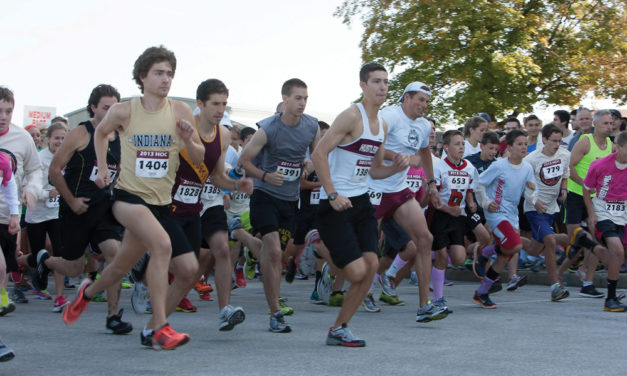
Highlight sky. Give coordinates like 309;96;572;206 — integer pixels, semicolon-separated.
2;0;621;129
1;0;364;126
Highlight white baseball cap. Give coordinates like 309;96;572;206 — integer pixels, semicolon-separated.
398;81;432;103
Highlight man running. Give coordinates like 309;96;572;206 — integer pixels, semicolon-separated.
312;63;408;346
239;78;319;333
63;46;205;350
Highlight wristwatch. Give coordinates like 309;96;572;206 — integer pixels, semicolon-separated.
328;192;338;201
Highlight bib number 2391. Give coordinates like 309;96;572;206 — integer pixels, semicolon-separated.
136;151;169;178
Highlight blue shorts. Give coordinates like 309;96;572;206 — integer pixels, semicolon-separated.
525;211;557;243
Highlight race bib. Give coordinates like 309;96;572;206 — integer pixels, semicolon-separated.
447;175;468;190
542;164;562;179
174;184;202;204
352;160;372;182
232;192;249;201
135;151;169;178
406;174;422;192
201;183;221;201
367;188;382;206
277;161;301;182
606;201;626;217
310;188;320;205
89;164;117;182
46;195;60;208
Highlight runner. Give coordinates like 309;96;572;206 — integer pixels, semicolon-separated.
472;129;536;308
62;46;204;350
366;80;448;322
239;78;319;333
312;62;408;346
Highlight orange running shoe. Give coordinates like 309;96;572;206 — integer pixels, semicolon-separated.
194;276;213;293
152;323;190;350
62;279;92;324
175;297;197;313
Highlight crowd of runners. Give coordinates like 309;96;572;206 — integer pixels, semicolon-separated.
0;46;626;358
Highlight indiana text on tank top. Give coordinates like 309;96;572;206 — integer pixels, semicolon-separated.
63;120;120;205
171;124;223;216
321;103;384;199
117;97;180;206
567;133;612;196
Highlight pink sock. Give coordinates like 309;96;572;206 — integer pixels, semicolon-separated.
385;254;407;278
481;245;496;258
431;267;445;300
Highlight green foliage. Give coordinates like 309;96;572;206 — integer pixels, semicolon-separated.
336;0;626;124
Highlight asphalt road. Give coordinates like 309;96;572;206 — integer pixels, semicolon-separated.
2;275;626;376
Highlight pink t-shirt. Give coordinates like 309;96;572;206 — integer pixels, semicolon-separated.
583;153;627;201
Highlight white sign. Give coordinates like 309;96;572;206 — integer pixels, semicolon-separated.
23;105;56;128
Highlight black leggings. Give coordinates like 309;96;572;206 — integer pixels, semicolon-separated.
26;219;63;267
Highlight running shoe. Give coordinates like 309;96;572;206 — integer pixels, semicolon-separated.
152;323;190;350
128;253;149;284
32;249;51;291
433;297;453;314
379;291;405;305
106;309;133;334
278;297;294;315
285;257;296;284
0;299;15;316
32;289;51;300
218;305;246;331
295;272;308;280
131;282;149;314
506;274;527;291
19;280;33;291
579;285;604;298
199;292;213;301
604;298;627;312
64;276;75;289
144;300;153;314
443;279;454;287
416;302;448;322
244;248;258;280
409;271;418;285
176;297;197;313
362;293;381;313
235;267;247;288
62;278;92;324
11;288;28;304
326;324;365;347
472;244;488;280
194;276;213;293
0;339;14;362
92;292;107;302
120;278;132;289
269;311;291;333
473;292;497;309
140;330;154;347
551;284;570;302
378;273;398;298
299;230;318;277
310;291;323;304
316;263;334;304
328;291;344;307
52;295;69;312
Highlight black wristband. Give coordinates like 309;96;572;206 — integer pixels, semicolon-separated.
427;179;437;186
262;172;267;182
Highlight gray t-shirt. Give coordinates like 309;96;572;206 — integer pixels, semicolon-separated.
253;113;318;201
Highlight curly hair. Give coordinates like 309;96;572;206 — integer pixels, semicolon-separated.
132;46;176;93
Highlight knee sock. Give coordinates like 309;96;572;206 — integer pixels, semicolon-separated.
431;267;445;300
477;267;499;294
369;274;380;294
385;254;407;278
607;279;617;300
481;245;496;258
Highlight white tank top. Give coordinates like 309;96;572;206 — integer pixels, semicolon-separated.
321;103;384;199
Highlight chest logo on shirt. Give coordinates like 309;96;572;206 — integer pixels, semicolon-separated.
539;159;562;186
132;134;174;147
359;144;379;155
407;129;419;148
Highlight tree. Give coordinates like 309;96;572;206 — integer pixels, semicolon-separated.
336;0;627;124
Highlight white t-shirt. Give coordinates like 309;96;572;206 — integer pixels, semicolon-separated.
434;157;478;214
523;147;570;214
368;106;431;193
